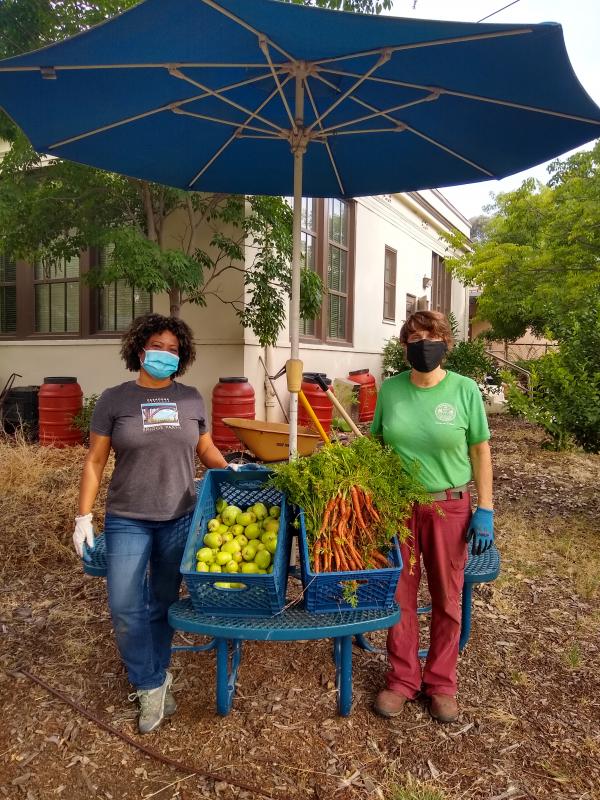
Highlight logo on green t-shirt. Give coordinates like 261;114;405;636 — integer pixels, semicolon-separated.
435;402;457;423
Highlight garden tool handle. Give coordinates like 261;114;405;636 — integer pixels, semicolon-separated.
298;390;330;445
312;374;364;438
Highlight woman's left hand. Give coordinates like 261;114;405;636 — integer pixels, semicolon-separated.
466;507;494;555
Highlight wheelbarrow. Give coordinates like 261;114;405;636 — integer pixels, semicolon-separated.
222;364;364;462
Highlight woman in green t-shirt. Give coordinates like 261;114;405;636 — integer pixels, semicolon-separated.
371;310;494;723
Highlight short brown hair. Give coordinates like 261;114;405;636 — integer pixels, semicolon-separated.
120;313;196;377
399;310;454;348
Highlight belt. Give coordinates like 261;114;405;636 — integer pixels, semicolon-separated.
428;484;469;502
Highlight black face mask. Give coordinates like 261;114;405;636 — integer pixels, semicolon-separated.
406;340;447;373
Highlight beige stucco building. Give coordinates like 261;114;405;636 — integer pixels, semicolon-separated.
0;181;471;423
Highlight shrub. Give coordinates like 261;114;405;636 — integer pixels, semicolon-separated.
444;338;501;385
382;336;409;378
504;304;600;452
71;394;99;446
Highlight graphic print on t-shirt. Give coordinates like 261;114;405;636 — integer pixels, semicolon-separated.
435;402;457;424
141;401;180;430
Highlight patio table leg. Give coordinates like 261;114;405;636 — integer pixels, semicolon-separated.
334;636;353;716
215;639;242;715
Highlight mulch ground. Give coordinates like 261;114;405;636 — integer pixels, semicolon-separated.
1;416;599;800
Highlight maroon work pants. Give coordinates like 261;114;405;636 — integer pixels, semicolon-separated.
386;493;471;698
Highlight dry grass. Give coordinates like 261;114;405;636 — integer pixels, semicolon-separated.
387;782;447;800
0;432;111;580
495;506;600;600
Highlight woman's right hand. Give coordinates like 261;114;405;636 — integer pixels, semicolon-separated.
73;513;95;558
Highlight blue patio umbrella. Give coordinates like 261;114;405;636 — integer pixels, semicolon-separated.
1;0;599;454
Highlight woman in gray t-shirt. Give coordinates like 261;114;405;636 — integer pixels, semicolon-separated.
73;313;228;734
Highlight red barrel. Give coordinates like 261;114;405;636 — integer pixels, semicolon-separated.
298;372;334;434
348;368;377;423
211;377;255;451
38;377;83;447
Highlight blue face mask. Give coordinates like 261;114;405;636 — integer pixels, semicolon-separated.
142;349;180;380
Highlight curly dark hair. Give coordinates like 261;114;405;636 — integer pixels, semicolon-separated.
120;313;196;377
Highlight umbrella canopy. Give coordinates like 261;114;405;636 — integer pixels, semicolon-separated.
1;0;599;454
0;0;599;196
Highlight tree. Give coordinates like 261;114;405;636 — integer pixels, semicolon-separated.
0;0;391;340
446;142;600;341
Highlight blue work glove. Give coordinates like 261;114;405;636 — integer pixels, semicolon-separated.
466;507;494;556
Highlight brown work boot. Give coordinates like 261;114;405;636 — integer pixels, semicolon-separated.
429;694;459;723
373;689;408;718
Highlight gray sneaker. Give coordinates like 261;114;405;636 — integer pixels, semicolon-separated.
130;672;173;734
164;673;176;717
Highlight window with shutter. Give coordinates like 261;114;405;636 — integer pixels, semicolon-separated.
430;252;452;315
34;255;80;333
383;247;397;322
294;197;355;345
95;246;152;332
0;253;17;334
300;197;318;338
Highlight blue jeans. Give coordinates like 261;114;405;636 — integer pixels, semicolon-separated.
104;512;191;690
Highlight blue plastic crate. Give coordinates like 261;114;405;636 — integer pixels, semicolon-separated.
180;469;291;617
297;510;403;613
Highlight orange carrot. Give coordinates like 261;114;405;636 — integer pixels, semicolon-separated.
334;538;350;571
369;549;390;567
364;491;381;522
318;497;336;537
350;485;368;531
312;539;319;572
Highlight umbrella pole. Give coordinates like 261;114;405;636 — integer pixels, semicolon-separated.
288;74;306;460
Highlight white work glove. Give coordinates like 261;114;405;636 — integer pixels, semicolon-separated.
73;513;95;558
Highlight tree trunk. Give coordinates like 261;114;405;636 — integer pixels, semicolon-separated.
169;286;181;317
142;182;158;243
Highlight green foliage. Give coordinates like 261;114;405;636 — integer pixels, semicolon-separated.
503;304;600;453
447;142;600;341
444;338;500;386
71;395;99;446
291;0;393;13
382;336;409;378
270;437;429;546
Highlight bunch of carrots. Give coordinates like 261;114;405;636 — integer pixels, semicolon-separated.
312;486;391;573
269;437;430;577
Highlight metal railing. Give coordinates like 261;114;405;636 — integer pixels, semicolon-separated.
485;350;533;399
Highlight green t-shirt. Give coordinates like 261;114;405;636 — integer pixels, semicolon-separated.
370;370;490;492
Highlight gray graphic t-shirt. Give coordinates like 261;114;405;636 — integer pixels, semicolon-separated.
91;380;207;521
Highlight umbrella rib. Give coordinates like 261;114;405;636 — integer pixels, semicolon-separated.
172;109;276;135
325;127;406;136
319;68;600;127
318;92;440;136
259;38;297;133
238;134;288;140
312;72;494;177
0;62;278;73
197;0;294;62
187;76;291;188
403;123;495;175
307;50;392;132
169;68;286;133
304;77;345;195
313;27;532;66
48;71;278;150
